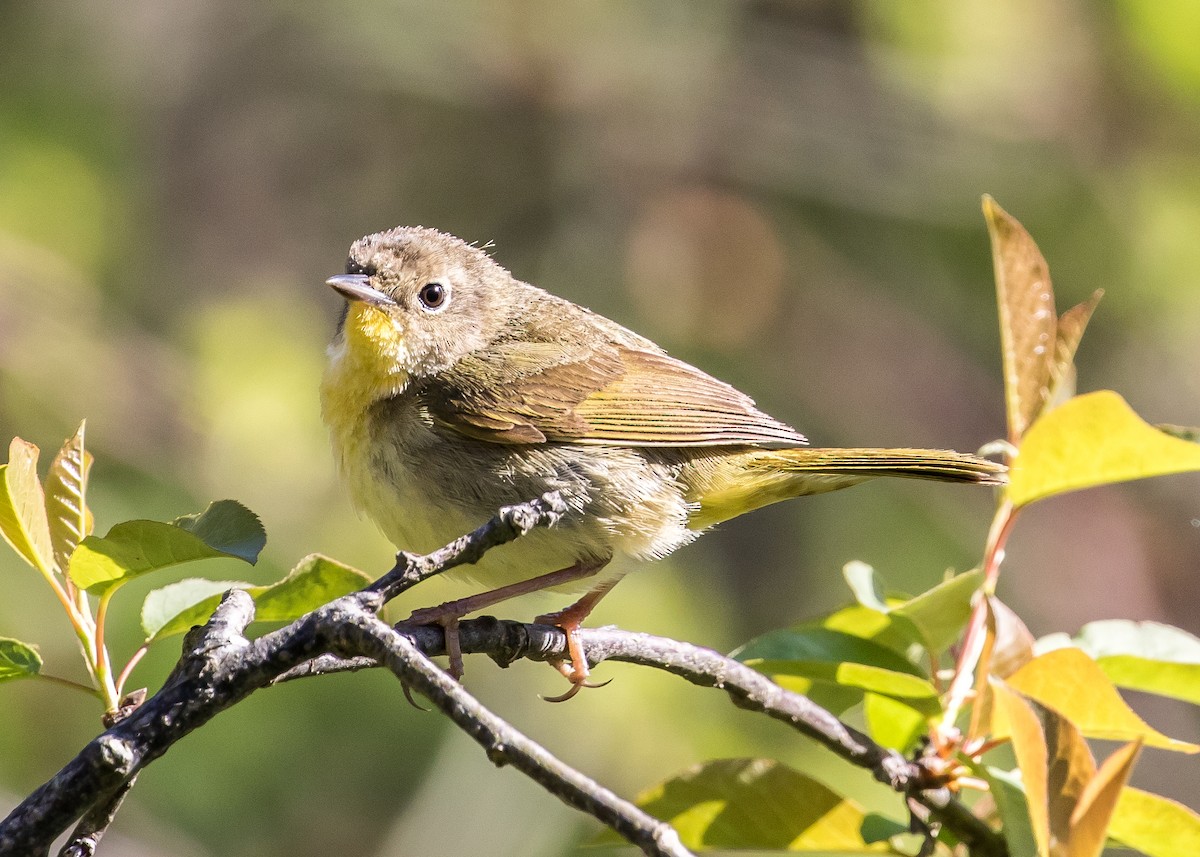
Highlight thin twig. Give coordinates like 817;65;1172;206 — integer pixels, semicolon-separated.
365;492;567;601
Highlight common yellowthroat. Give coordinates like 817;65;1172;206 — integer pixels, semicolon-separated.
321;226;1004;696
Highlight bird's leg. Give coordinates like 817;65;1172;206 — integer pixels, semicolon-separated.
535;578;621;702
403;558;609;679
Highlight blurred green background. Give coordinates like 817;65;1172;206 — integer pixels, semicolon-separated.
1;2;1197;854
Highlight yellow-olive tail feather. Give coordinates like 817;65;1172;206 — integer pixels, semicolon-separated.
765;447;1007;483
687;447;1005;530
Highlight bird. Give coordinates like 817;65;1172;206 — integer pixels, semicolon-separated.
320;225;1005;699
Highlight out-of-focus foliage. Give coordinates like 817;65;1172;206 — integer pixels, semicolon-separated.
1;2;1197;855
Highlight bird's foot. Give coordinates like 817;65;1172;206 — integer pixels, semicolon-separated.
535;608;611;703
403;607;466;680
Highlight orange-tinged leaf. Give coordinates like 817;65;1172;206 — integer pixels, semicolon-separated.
44;422;92;575
1067;740;1142;857
1109;787;1200;857
1046;290;1103;412
1007;390;1200;508
991;679;1099;857
984;195;1057;443
1041;699;1096;854
1007;648;1197;752
990;680;1052;857
0;438;54;574
989;595;1036;679
970;596;1036;745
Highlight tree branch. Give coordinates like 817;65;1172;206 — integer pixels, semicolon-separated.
0;493;1004;857
279;619;1007;857
0;496;692;857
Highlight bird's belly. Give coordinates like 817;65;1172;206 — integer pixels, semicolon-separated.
336;405;700;591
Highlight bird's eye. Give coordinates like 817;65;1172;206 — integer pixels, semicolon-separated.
418;282;449;312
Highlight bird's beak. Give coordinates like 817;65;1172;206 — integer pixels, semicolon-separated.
325;274;397;307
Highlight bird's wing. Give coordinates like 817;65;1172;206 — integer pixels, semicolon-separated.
422;341;807;448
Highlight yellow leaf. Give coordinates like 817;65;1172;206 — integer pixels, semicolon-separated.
1109;787;1200;857
1067;740;1142;857
990;680;1052;857
1008;390;1200;508
1007;648;1197;752
0;438;55;574
984;195;1057;443
44;422;92;575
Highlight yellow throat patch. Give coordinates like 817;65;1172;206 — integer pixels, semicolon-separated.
321;303;411;439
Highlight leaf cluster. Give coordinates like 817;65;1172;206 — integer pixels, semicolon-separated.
0;429;368;713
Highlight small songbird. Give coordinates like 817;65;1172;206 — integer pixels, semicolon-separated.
320;226;1004;698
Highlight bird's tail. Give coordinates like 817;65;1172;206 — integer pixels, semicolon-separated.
763;446;1007;484
686;446;1005;529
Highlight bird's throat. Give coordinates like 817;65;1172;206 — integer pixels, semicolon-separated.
321;304;411;459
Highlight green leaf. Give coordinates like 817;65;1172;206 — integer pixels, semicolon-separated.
1108;787;1200;857
754;659;940;715
622;758;889;851
1072;618;1200;660
0;438;55;574
978;764;1041;857
843;560;890;612
840;562;982;655
142;554;370;642
1008;390;1200;508
141;578;255;641
863;691;927;752
1066;620;1200;706
170;499;267;565
1096;656;1200;706
984;195;1058;444
251;554;372;622
891;569;983;655
736;626;939;716
69;500;266;595
821;605;917;656
0;637;42;682
734;626;924;677
43;422;92;574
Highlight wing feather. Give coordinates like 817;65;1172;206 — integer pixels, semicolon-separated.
423;342;806;448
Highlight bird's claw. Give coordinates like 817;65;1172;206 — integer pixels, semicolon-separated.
402;609;465;681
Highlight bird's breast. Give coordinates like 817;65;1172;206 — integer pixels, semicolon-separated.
321;382;703;591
